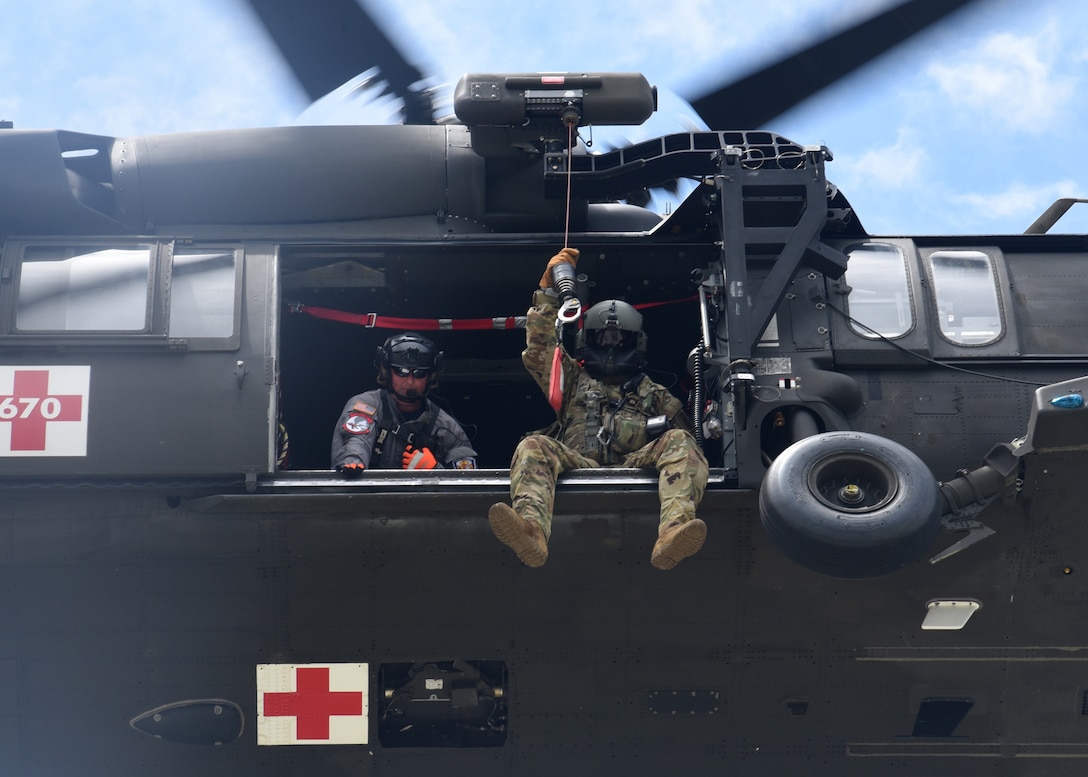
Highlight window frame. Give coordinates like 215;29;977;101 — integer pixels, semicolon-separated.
842;241;916;340
0;238;242;350
13;243;158;335
922;249;1006;348
164;242;244;348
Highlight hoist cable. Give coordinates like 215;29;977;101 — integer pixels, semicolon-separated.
563;119;575;250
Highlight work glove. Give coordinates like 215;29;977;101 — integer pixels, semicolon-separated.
402;445;438;470
538;247;580;289
337;462;365;478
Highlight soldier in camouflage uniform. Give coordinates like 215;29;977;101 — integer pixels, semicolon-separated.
489;248;709;570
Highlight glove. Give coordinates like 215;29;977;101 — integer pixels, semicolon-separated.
538;247;580;289
402;445;438;470
338;462;365;478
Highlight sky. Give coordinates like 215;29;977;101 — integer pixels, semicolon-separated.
3;0;1088;236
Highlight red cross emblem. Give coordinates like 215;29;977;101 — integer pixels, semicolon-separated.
257;663;369;745
0;366;89;456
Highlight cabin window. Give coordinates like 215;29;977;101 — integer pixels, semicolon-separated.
168;248;238;338
843;242;913;338
926;250;1003;345
15;245;153;332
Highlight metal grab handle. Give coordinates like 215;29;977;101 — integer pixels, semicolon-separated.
557;296;582;323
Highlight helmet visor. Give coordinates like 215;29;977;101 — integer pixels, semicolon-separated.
391;365;433;379
594;328;634;349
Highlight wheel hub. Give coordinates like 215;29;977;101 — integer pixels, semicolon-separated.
808;451;898;513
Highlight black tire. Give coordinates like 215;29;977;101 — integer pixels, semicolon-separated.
759;431;942;578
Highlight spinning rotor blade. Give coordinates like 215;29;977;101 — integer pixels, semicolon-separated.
689;0;982;131
246;0;433;124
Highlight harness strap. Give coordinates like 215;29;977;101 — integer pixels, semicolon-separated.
584;387;602;459
373;394;443;464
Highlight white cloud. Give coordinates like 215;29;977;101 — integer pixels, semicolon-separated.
833;130;929;190
953;180;1081;221
926;22;1076;131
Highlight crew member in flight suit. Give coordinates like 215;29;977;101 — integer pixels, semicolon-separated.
488;248;709;570
332;332;477;473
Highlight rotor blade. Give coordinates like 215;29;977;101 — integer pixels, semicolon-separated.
689;0;982;130
245;0;434;124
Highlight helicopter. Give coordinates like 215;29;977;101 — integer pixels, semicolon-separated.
2;0;1088;775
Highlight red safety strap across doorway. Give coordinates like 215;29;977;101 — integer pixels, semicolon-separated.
287;295;698;331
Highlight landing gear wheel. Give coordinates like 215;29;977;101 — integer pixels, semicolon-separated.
759;431;942;578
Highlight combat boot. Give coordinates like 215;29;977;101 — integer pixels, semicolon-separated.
488;503;548;567
650;518;707;570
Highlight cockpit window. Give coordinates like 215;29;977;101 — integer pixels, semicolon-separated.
926;250;1003;346
15;245;153;332
843;242;913;339
168;248;238;338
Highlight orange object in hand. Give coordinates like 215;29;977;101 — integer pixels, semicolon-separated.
539;247;580;288
402;446;438;470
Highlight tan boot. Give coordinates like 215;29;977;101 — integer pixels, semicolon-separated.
650;518;707;570
488;503;548;567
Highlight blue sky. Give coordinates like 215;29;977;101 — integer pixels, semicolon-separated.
3;0;1088;236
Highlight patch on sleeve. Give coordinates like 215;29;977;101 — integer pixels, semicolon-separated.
452;457;477;470
343;413;374;435
352;401;378;415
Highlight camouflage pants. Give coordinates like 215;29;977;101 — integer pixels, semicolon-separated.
508;429;708;539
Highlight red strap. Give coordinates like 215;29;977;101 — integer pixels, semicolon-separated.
289;294;698;331
293;303;526;331
547;346;564;412
632;294;698;310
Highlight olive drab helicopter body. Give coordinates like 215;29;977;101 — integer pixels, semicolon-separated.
2;0;1088;775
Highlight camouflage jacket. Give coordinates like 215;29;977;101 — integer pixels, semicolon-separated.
523;289;693;465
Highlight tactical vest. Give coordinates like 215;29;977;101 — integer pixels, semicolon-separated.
371;393;442;469
559;372;661;464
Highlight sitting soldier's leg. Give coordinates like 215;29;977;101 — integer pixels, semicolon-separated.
625;429;710;570
490;435;592;567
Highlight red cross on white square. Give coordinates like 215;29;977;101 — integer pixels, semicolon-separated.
257;663;369;746
0;366;89;457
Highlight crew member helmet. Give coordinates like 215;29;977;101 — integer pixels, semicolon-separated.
376;332;442;390
576;299;647;378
